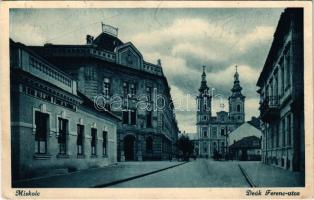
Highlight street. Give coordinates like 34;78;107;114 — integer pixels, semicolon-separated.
110;159;250;187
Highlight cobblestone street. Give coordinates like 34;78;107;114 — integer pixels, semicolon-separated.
110;159;250;187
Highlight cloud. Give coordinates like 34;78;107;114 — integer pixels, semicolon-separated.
9;9;281;133
10;23;46;45
237;26;275;52
245;98;260;120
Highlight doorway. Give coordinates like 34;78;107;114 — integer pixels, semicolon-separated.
124;135;136;161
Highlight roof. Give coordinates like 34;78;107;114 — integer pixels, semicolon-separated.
93;32;124;51
228;122;262;146
229;136;261;149
77;91;121;121
257;8;303;87
247;117;261;130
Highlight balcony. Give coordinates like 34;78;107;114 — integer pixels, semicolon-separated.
260;96;280;122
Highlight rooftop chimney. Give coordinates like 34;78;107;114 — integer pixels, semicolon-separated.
157;59;162;66
86;35;94;45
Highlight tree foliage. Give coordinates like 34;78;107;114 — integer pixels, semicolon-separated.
176;135;194;157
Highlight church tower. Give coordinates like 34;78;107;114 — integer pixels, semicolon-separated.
229;66;245;123
196;66;211;157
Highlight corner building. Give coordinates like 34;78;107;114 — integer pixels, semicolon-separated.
30;26;179;161
10;40;120;181
257;8;304;171
196;66;245;158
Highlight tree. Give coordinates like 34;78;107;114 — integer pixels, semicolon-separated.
176;135;194;161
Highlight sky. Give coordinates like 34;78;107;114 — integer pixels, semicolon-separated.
10;8;284;133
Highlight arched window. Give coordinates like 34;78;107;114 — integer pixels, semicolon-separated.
237;104;241;112
146;137;153;152
103;78;110;96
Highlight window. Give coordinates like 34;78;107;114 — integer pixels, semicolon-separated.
285;48;291;88
212;127;217;138
122;111;129;124
130;109;137;125
287;114;291;145
281;118;286;147
146;137;153;152
123;82;129;97
274;72;278;97
58;118;68;155
146;87;152;101
221;128;225;136
103;78;110;97
130;83;136;97
123;109;137;125
103;131;107;156
237;104;241;112
202;127;208;138
77;125;84;155
35;111;49;154
203;115;207;120
91;128;97;155
275;123;279;148
280;59;285;95
146;111;152;128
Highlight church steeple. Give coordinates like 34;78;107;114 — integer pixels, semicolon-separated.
230;65;244;98
229;65;245;123
199;66;209;93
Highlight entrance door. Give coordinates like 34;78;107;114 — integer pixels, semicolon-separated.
124;135;136;161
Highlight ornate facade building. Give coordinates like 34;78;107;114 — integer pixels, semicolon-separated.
29;25;179;161
257;8;304;171
10;40;120;181
196;66;245;158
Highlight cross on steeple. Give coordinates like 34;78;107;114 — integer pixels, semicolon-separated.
235;65;238;72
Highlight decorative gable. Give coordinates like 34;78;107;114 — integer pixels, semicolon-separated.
115;42;143;70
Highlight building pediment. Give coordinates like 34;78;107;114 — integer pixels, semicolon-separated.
115;42;143;70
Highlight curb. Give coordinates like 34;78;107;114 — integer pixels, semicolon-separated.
93;162;188;188
238;164;257;187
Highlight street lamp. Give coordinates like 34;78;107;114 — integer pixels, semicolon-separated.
223;128;231;160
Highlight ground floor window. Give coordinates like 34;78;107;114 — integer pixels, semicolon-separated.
103;131;107;156
77;124;84;155
58;118;68;155
91;128;97;155
35;111;49;154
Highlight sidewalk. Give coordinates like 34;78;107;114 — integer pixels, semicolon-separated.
239;161;305;187
13;161;184;188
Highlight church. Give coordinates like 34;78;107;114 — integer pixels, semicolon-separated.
196;66;245;158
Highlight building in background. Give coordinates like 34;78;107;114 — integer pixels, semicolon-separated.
29;24;179;161
228;122;262;161
196;66;245;158
228;122;262;145
10;40;120;181
256;8;304;171
229;136;261;161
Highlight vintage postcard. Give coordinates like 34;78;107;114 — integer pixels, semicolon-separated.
0;1;313;199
